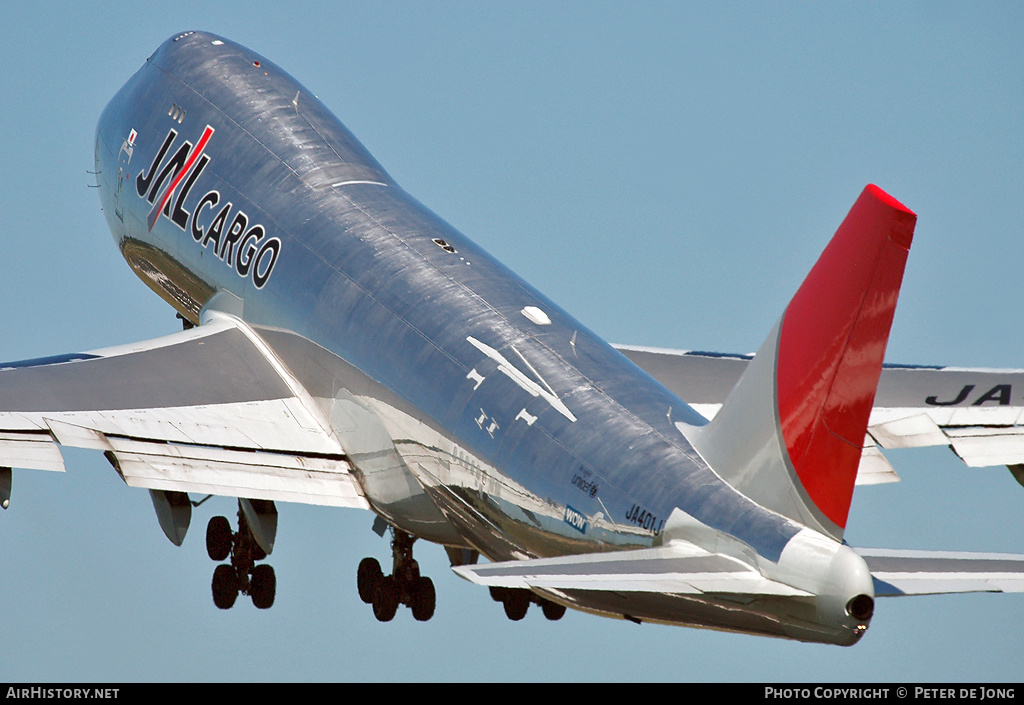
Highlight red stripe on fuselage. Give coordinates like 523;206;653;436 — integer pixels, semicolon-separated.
147;125;214;231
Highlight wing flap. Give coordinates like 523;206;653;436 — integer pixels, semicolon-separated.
855;444;900;485
454;545;810;596
0;432;65;473
112;438;364;507
867;412;948;448
944;427;1024;467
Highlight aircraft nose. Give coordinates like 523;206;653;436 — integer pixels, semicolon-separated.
149;31;237;79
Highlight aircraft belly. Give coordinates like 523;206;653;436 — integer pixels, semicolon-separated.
550;589;858;645
252;324;661;560
244;326;462;545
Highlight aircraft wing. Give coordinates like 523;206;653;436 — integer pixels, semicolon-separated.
0;313;366;510
616;345;1024;484
453;544;810;596
855;548;1024;596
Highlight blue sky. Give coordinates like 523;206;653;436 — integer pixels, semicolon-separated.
2;1;1024;682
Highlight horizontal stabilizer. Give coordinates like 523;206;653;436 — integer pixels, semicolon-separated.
453;545;810;596
856;547;1024;596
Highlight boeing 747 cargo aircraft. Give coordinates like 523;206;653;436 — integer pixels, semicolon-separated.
3;31;1024;645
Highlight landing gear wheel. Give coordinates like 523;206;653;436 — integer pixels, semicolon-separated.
372;575;399;622
360;529;440;622
251;564;276;609
206;515;232;561
207;501;278;610
357;557;383;604
212;564;238;609
502;589;530;621
541;600;566;621
411;576;436;622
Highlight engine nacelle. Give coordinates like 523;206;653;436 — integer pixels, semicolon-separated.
149;488;192;546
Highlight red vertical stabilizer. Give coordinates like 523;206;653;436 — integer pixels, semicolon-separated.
776;185;916;530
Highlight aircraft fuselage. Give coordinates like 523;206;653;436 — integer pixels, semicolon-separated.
93;31;870;644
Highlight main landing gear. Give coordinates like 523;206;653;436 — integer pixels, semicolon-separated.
357;530;436;622
207;499;278;610
489;586;567;621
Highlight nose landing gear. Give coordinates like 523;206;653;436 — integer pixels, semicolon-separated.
357;530;436;622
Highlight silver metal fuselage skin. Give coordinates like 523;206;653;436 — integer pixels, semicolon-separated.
93;32;867;644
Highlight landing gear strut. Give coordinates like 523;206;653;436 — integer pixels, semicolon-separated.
207;500;277;609
489;586;566;621
357;529;436;622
